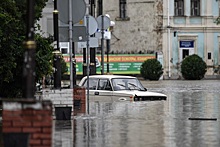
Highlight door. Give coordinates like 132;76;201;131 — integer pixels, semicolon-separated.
81;78;99;100
179;48;194;62
93;79;113;102
182;49;189;59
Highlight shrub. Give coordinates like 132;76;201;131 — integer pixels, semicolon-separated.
140;59;163;80
181;54;207;80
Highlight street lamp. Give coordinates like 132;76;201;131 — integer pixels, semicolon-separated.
23;0;36;99
53;0;61;88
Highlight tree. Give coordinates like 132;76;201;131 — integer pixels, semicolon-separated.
35;34;54;83
61;57;68;79
0;0;24;97
0;0;49;97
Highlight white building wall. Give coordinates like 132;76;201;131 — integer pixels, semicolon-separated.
37;0;54;37
163;0;220;79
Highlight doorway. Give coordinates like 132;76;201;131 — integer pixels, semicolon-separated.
182;49;189;59
179;48;194;62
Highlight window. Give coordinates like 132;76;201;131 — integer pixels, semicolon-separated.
208;52;211;60
83;78;98;90
61;48;68;54
119;0;127;18
174;0;184;16
98;79;112;91
191;0;200;16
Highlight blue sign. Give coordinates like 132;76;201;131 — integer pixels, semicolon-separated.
180;41;194;48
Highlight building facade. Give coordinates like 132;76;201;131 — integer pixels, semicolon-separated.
37;0;54;38
163;0;220;79
102;0;163;54
38;0;163;53
38;0;220;78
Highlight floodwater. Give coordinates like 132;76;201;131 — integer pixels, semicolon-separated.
53;80;220;147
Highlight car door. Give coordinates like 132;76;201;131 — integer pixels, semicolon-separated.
81;78;98;100
93;79;113;102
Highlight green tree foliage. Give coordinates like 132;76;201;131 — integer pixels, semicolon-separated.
61;57;68;78
35;33;54;82
181;54;207;80
0;0;24;97
0;0;50;97
140;59;163;80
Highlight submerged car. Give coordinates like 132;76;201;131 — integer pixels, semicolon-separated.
78;75;167;102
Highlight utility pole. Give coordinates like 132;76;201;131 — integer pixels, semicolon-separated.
23;0;36;98
72;42;76;86
98;0;105;75
83;48;87;76
89;0;96;75
106;39;110;73
53;0;61;88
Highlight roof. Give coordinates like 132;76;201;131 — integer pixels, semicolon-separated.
83;75;137;79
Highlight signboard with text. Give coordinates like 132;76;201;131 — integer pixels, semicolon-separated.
63;54;156;75
180;41;194;48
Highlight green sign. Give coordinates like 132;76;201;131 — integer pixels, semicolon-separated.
63;54;156;75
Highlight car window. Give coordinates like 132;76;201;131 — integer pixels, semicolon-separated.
97;79;112;91
82;78;98;90
112;79;126;90
112;78;145;91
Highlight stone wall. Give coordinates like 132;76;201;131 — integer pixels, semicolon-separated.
42;87;86;118
42;89;73;119
103;0;163;54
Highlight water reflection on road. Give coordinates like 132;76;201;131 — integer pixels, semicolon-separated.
53;80;220;147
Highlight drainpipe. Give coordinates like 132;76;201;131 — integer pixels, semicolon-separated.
167;0;171;78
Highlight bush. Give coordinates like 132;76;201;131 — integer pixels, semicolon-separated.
140;59;163;80
181;54;207;80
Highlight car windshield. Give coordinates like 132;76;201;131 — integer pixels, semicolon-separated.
111;78;145;91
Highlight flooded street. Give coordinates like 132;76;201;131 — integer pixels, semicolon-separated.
53;80;220;147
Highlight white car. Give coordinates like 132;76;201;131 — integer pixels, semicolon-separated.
78;75;167;102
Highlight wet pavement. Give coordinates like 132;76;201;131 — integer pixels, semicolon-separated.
53;80;220;147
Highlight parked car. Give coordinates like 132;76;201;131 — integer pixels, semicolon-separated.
78;75;167;102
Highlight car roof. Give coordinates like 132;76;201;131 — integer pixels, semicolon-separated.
78;75;138;86
84;75;137;79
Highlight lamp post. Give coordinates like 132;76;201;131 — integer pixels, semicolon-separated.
23;0;36;99
89;0;96;75
53;0;61;88
106;38;110;73
98;0;104;75
105;16;115;74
